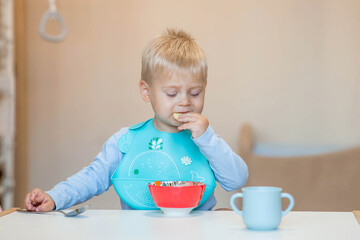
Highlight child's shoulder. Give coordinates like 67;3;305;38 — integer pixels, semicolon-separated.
110;119;151;153
112;127;130;140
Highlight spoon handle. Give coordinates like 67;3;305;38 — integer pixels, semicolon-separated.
0;208;20;217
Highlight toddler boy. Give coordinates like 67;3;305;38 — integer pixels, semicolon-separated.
25;29;248;211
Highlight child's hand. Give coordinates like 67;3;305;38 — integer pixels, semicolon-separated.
24;188;55;212
177;112;209;139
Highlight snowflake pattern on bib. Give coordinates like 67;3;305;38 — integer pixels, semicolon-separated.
181;156;192;166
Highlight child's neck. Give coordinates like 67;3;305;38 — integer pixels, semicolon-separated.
152;117;181;133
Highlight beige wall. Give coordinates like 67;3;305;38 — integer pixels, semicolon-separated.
15;0;360;209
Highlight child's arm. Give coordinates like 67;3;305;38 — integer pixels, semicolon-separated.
35;128;128;210
193;125;248;191
177;113;248;190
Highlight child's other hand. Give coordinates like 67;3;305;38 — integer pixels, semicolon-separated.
24;188;55;212
177;112;209;139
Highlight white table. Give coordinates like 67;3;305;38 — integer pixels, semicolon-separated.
1;210;359;240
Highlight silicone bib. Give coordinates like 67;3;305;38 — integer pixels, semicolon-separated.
111;119;216;210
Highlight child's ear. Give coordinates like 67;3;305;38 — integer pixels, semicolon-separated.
139;80;151;102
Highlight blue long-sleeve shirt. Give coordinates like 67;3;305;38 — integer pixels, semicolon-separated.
47;125;248;210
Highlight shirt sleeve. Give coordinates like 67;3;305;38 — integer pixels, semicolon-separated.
47;128;128;210
193;125;248;191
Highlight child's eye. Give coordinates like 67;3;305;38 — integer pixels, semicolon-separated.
189;92;200;97
166;93;177;97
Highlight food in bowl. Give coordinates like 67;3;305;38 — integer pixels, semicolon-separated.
148;181;206;217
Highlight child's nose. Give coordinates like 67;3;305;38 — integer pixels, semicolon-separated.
178;94;191;106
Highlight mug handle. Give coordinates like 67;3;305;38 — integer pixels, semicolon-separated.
281;193;295;216
230;193;243;216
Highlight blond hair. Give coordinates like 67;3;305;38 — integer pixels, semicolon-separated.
141;29;207;84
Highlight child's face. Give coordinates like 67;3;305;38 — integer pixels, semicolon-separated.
139;70;206;133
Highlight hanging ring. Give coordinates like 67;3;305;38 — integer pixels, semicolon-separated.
38;0;67;42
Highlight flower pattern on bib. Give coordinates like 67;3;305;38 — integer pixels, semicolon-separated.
148;137;163;150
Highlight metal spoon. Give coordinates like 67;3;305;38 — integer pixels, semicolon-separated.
16;204;90;217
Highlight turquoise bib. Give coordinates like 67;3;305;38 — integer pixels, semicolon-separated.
111;119;216;210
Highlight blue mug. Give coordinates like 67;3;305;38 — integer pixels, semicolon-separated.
230;186;295;231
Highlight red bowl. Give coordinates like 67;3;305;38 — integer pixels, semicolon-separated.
148;181;206;208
